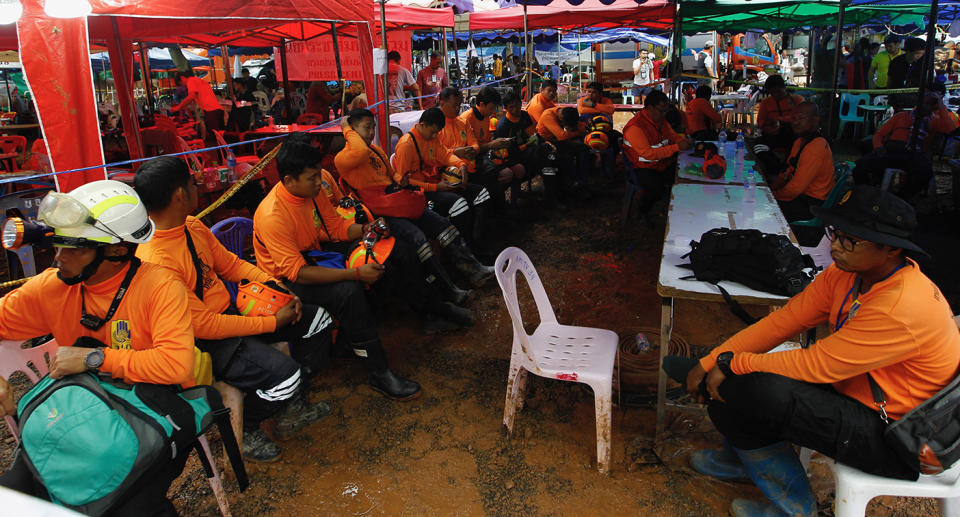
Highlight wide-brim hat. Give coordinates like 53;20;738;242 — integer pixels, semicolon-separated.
810;185;927;256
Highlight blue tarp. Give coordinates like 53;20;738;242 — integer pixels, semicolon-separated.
208;47;274;57
90;48;211;73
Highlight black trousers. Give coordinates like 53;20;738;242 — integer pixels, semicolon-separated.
758;125;796;152
778;194;825;246
710;372;918;481
853;150;933;200
1;449;189;516
634;165;675;214
203;109;226;145
384;208;458;249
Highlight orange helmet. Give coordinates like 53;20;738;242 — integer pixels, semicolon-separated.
347;235;396;268
489;147;510;165
488;116;498;132
590;115;612;133
441;166;463;185
584;131;609;150
336;196;374;224
236;280;294;317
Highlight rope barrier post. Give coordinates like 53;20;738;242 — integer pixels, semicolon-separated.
827;1;846;139
908;0;940;151
138;43;155;116
221;44;236;103
378;0;391;153
331;23;347;118
523;2;531;100
279;38;294;124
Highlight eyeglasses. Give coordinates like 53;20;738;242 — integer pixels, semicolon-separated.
825;226;863;252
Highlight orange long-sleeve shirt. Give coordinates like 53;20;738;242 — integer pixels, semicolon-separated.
526;92;556;123
458;107;492;146
873;109;958;151
536;107;586;143
393;126;465;192
0;263;196;388
774;137;835;202
700;260;960;420
333;126;395;192
577;96;615;116
439;115;478;151
253;181;353;282
684;97;722;134
757;94;805;130
622;108;683;172
137;216;277;340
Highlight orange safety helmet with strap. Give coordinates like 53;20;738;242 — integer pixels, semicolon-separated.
347;235;396;268
584;130;610;150
236;280;294;317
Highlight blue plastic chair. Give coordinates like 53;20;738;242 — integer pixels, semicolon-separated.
210;217;254;302
836;93;870;139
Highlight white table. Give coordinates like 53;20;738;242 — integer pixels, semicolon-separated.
655;183;796;435
389;110;423;134
710;94;751;104
676;141;758;185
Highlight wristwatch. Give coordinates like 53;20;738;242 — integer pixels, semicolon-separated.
716;351;735;377
84;348;105;372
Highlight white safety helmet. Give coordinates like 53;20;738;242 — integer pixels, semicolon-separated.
39;180;154;247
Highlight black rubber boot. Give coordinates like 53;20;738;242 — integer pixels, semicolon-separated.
446;239;495;287
431;300;474;327
274;394;331;439
426;255;473;305
420;312;463;335
355;340;421;401
242;428;282;463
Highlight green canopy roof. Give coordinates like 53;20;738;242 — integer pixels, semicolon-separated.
680;0;937;34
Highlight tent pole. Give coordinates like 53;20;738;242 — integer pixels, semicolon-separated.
558;29;562;76
221;45;235;101
138;44;154;115
578;30;582;93
331;23;347;116
806;28;814;87
828;1;846;138
379;0;391;153
451;25;461;86
2;72;10;112
908;0;940;149
279;38;293;122
523;2;531;97
442;29;449;79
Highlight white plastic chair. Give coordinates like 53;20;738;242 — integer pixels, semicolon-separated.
252;91;270;113
0;339;234;517
831;461;960;517
494;247;619;474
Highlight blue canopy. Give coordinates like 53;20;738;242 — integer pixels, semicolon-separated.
560;28;669;46
91;48;211;73
207;47;274;57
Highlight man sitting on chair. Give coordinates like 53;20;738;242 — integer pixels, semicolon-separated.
526;79;557;124
577;82;615;117
134;156;332;463
684;85;722;141
756;75;805;153
682;185;960;517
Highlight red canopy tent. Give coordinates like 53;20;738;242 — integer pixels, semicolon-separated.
15;0;378;191
467;0;673;31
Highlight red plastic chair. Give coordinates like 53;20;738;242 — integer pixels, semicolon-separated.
212;130;259;167
295;112;328;126
0;135;27;172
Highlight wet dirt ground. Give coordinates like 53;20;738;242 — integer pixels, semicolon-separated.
0;160;949;516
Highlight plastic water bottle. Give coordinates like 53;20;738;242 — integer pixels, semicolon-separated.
734;130;745;169
717;129;727;158
736;131;745;154
225;149;237;182
743;169;756;203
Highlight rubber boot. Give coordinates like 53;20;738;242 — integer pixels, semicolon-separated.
355;340;421;401
242;428;281;463
730;442;817;517
689;438;750;481
541;169;567;210
425;254;473;305
274;392;332;439
420;312;462;335
446;238;495;288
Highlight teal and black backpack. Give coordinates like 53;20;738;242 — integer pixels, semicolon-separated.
14;372;248;516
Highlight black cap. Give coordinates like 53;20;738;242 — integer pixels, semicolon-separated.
904;37;926;52
810;185;927;256
764;74;786;90
883;35;901;44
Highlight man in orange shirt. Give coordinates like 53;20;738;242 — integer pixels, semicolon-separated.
537;106;589;200
135;156;333;462
577;82;615;117
854;91;957;199
756;75;805;152
526;79;557;123
335;109;478;303
0;180;197;513
622;91;692;217
683;186;958;515
394;108;496;285
172;70;224;144
684;85;722;140
758;102;835;245
255;134;421;401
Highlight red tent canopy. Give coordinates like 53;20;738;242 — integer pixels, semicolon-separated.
16;0;378;190
468;0;673;31
383;3;454;29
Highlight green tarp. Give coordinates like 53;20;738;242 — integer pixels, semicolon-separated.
680;0;938;34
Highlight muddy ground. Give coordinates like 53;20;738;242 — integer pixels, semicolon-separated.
1;154;952;516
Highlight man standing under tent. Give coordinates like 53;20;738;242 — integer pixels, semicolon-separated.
388;50;422;112
868;36;902;89
493;54;503;80
171;70;224;144
632;48;655;102
888;37;927;109
416;52;448;110
696;41;718;89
